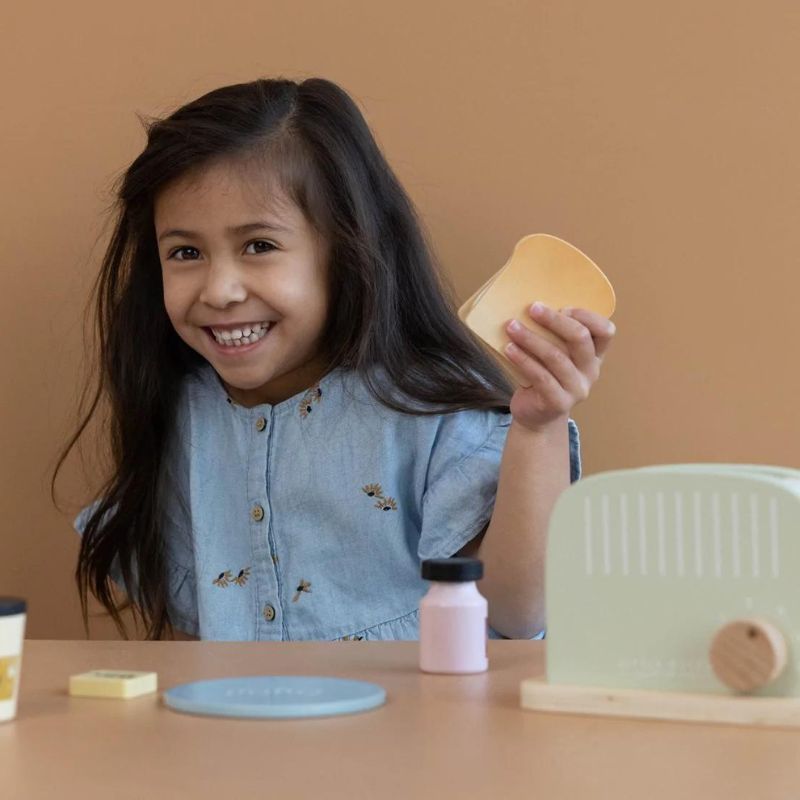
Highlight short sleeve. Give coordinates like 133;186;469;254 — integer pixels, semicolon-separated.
73;500;101;536
489;624;546;640
73;501;198;635
418;414;582;561
73;500;131;593
417;409;512;561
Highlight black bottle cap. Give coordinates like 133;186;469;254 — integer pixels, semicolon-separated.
0;597;26;616
421;558;483;582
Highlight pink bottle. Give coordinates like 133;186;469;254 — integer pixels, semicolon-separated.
419;558;488;674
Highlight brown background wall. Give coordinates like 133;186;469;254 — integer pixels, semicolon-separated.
2;1;798;639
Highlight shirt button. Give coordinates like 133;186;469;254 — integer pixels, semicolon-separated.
263;604;276;622
251;504;264;522
255;416;267;432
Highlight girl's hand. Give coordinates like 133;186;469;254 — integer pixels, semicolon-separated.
504;303;616;433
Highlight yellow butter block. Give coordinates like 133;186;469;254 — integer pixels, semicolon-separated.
459;233;616;386
69;669;158;699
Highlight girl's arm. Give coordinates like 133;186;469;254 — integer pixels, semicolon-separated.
466;303;616;638
465;418;569;637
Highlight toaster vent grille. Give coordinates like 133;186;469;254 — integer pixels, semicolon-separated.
582;491;780;580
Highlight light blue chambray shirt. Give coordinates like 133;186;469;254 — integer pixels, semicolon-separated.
75;362;581;641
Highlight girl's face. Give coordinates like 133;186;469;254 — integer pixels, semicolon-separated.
154;159;331;407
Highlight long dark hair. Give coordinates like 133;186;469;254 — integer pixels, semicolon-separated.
52;77;513;640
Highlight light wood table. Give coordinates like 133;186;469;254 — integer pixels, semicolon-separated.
2;640;799;799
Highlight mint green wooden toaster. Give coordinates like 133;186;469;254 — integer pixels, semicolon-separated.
521;464;800;726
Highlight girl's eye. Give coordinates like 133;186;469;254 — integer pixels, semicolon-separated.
167;241;276;261
168;246;200;261
245;240;276;255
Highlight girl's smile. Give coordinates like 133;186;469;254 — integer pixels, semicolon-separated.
203;320;276;356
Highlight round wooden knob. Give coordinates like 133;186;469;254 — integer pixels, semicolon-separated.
709;618;787;693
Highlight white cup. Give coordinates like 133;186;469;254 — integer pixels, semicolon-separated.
0;598;26;722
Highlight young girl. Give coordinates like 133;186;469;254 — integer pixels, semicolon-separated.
55;77;615;642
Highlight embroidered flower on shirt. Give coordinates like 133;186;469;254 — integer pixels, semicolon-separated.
213;570;234;588
213;568;251;588
292;579;312;602
232;567;251;587
298;384;323;418
362;483;398;511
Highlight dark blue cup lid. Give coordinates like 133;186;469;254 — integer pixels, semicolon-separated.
0;598;26;616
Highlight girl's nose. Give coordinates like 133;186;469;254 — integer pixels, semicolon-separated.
198;259;248;308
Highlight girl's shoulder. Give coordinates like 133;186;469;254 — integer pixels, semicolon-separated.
176;360;511;442
349;363;513;459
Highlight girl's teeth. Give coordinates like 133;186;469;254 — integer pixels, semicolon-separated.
211;322;272;347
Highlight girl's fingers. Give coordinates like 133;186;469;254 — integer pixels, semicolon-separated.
526;303;599;372
504;342;571;410
505;320;589;399
560;306;617;358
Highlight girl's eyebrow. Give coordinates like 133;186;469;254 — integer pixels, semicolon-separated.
157;221;291;243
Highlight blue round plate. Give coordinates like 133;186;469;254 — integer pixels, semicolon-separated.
163;675;387;719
